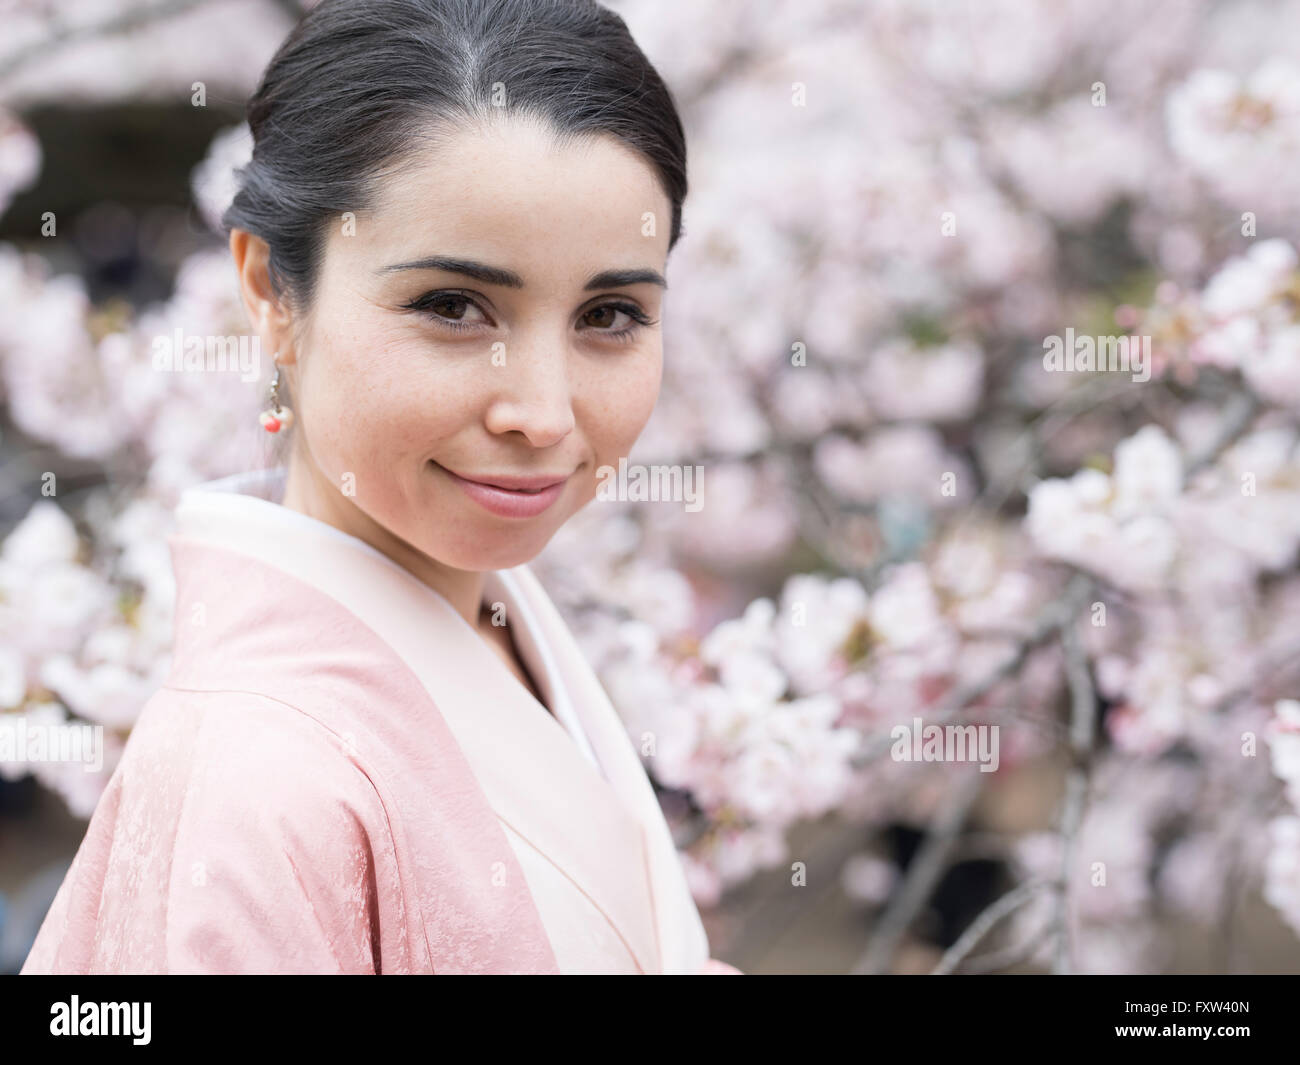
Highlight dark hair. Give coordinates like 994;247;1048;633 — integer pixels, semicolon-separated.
222;0;689;318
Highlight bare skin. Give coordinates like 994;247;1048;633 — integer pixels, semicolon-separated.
230;114;671;698
479;604;549;714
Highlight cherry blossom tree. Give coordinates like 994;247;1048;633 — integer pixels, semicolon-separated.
2;0;1299;973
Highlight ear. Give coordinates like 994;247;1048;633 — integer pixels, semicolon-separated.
229;228;300;367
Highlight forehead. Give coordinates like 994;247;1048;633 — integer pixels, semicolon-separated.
332;117;672;285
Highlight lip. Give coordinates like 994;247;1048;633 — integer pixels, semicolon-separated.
434;462;571;519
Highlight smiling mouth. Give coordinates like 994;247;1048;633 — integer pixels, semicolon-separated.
435;464;572;492
430;461;573;518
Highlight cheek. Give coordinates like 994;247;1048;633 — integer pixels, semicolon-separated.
582;349;662;455
296;320;461;471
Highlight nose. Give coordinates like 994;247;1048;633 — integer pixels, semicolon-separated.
482;341;576;448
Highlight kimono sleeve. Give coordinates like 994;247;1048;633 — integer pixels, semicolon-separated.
163;702;387;975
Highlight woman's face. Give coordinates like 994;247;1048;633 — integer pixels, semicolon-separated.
275;117;671;571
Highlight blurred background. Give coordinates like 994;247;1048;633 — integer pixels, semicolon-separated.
2;0;1300;974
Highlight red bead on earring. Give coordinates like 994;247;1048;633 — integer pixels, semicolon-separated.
260;363;295;434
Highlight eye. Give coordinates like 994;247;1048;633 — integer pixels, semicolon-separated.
400;290;658;343
579;301;657;344
401;290;491;334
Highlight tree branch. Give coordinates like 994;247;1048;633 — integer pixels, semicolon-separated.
852;768;986;974
1052;602;1099;974
853;572;1094;766
0;0;213;84
931;878;1048;975
1183;388;1260;482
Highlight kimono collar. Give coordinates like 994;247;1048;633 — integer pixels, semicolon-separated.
167;466;710;974
172;466;603;773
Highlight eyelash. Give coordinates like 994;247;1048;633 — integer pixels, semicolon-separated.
401;290;657;344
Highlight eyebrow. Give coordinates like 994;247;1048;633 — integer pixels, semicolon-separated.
377;255;667;291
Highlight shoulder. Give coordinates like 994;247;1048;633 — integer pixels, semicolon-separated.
126;685;388;843
30;687;397;974
147;689;391;973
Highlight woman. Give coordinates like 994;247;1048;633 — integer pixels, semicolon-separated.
22;0;740;975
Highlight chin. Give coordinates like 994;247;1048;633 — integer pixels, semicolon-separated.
432;527;558;573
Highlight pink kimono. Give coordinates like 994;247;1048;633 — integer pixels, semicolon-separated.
21;468;741;974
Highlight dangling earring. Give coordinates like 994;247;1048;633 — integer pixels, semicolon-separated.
259;361;294;434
